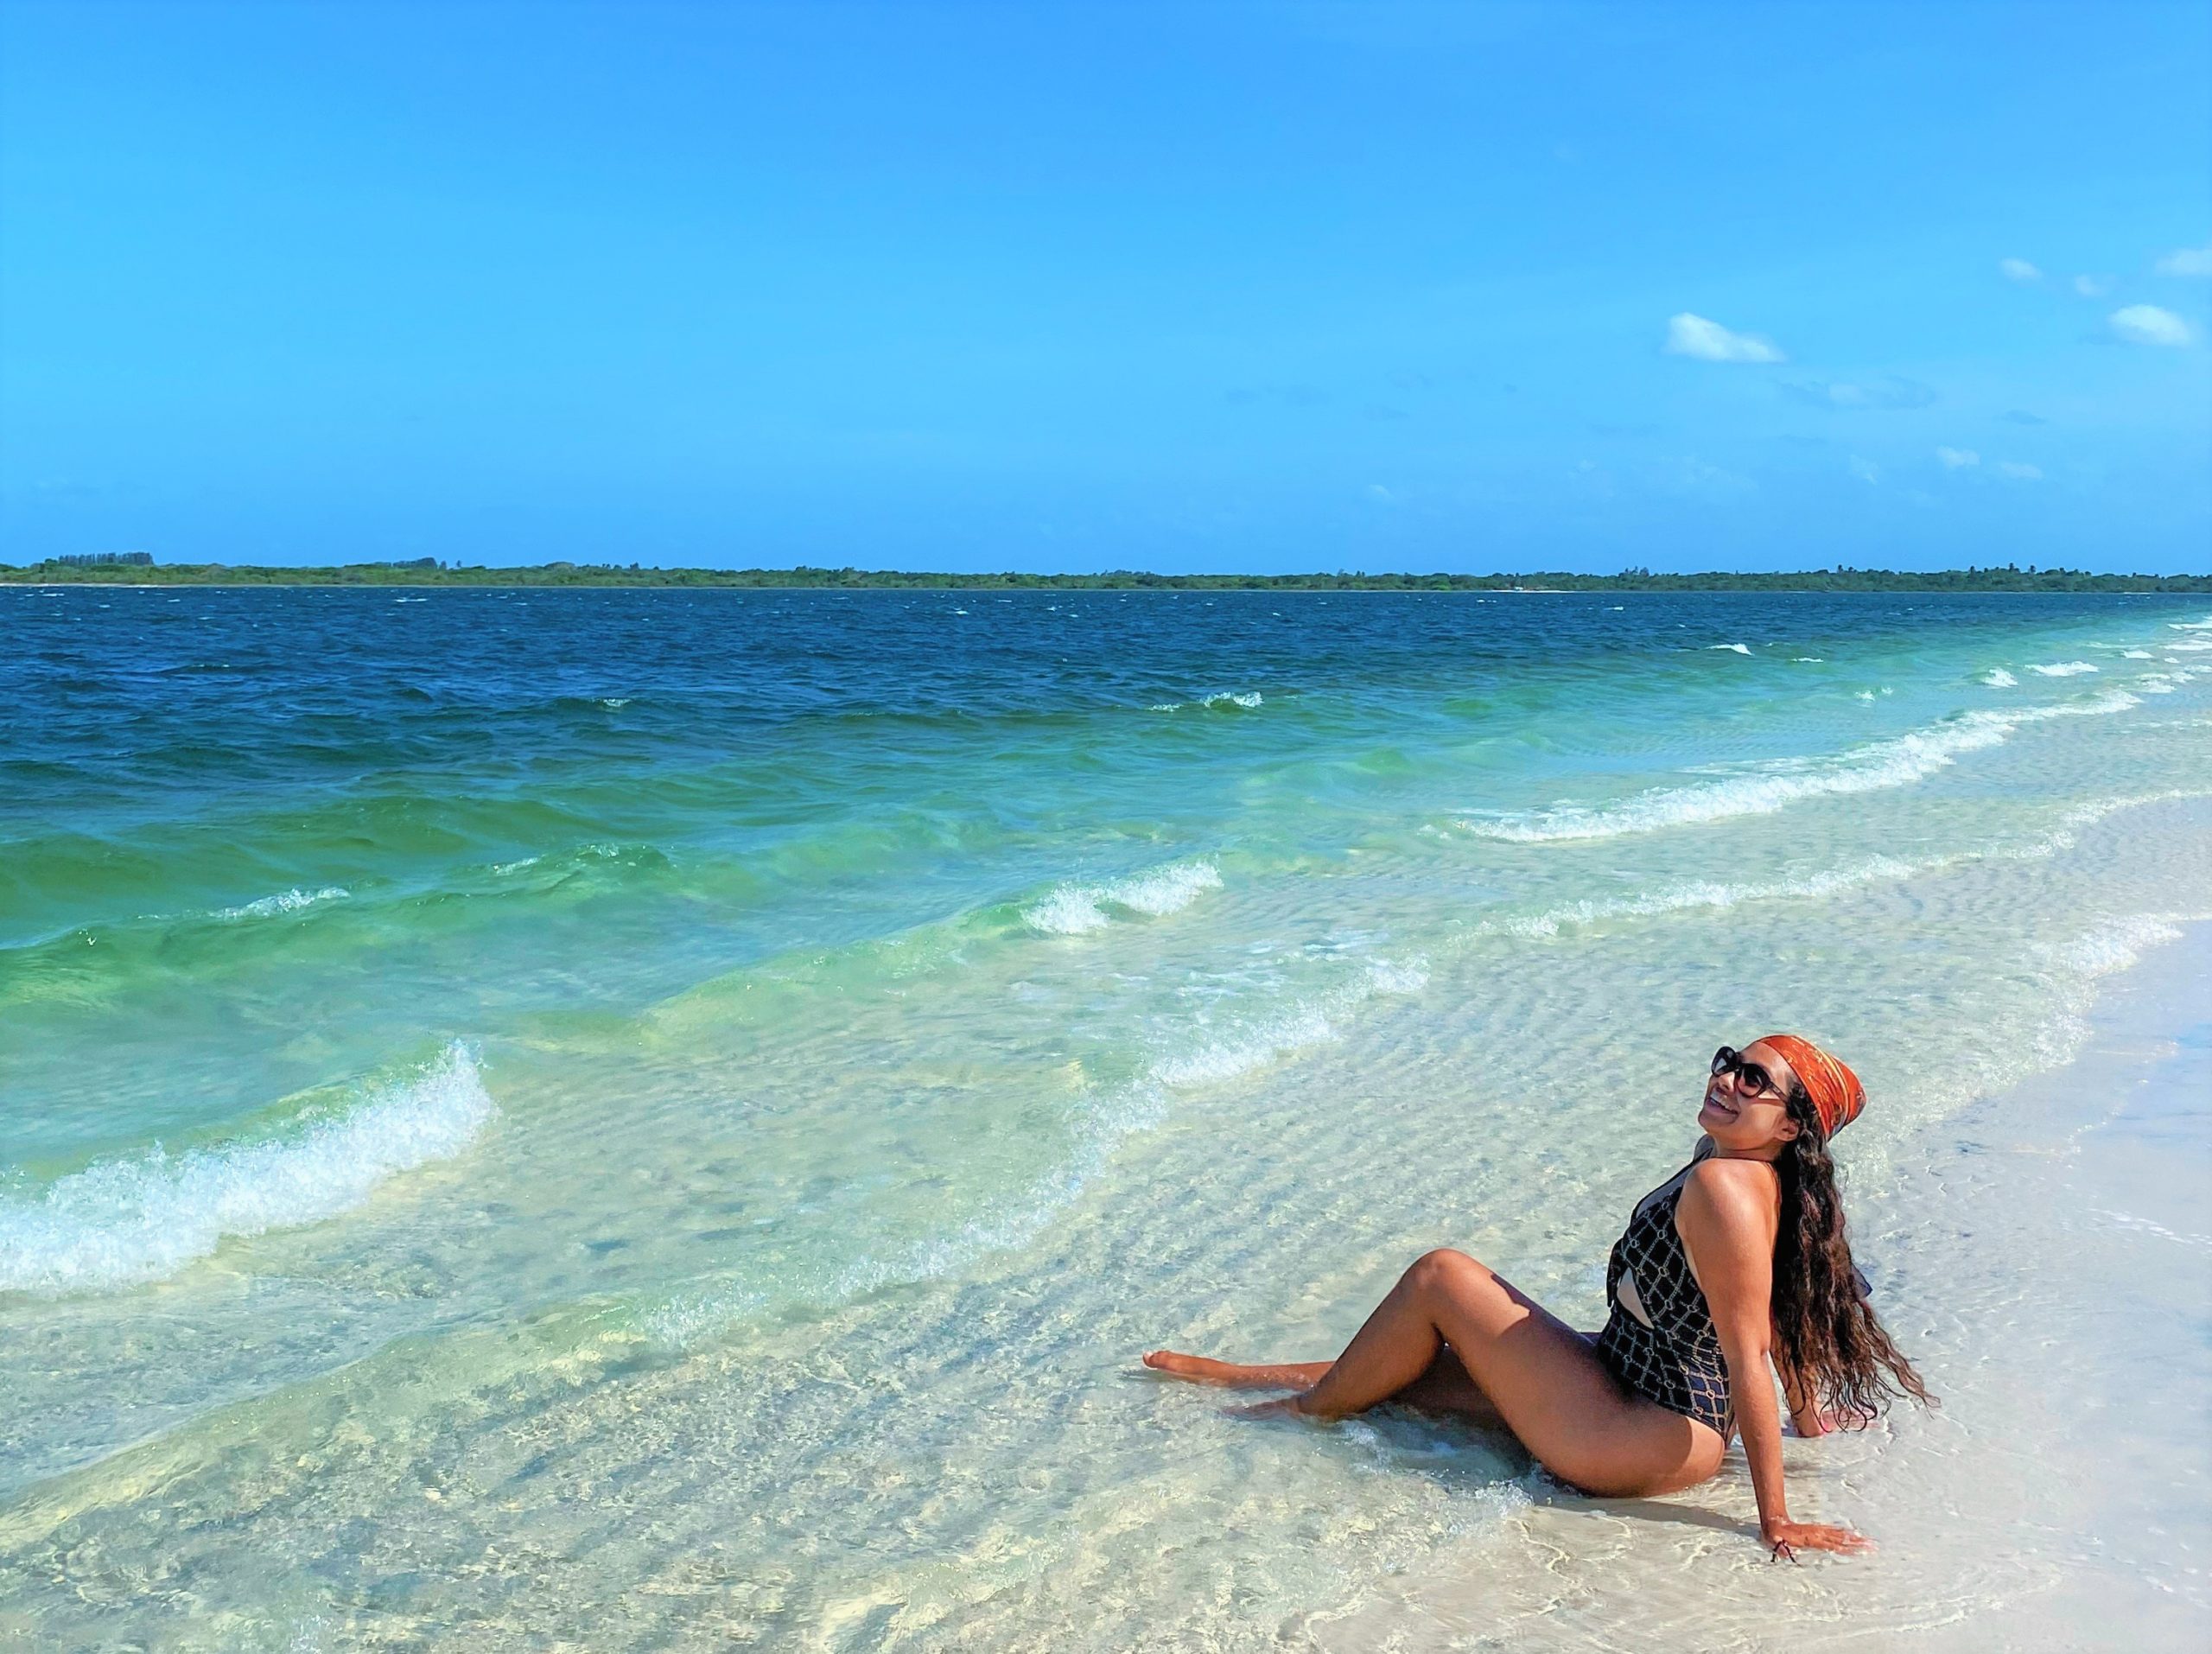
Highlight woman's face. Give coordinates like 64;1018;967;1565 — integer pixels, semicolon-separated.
1699;1039;1803;1154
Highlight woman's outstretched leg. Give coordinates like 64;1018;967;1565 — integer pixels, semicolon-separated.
1141;1352;1332;1390
1144;1344;1503;1426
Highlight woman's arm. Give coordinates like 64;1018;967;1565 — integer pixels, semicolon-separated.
1678;1161;1872;1559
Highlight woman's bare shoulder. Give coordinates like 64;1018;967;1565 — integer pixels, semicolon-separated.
1680;1156;1781;1228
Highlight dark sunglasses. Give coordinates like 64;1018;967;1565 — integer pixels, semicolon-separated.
1711;1046;1787;1103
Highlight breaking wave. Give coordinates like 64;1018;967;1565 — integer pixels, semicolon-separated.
1454;691;2142;843
1024;860;1223;935
0;1043;493;1296
1149;691;1264;712
216;887;349;921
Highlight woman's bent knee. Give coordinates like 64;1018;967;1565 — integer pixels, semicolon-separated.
1405;1248;1489;1295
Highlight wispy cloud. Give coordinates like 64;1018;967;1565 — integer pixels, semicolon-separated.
1999;257;2043;283
1656;455;1757;495
1664;313;1784;363
1779;376;1936;410
1849;455;1880;485
2154;243;2212;277
2072;275;2113;297
1936;447;1980;468
2001;410;2048;426
1996;461;2044;480
2110;304;2196;347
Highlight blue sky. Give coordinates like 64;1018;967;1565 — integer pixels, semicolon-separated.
3;2;2208;574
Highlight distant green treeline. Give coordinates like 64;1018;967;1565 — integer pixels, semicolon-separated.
4;559;2209;593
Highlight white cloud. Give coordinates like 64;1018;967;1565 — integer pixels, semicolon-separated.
1996;461;2044;480
2110;304;2196;347
1663;313;1785;363
2154;243;2212;277
1936;447;1980;468
2072;275;2113;297
1364;483;1397;505
1848;455;1880;485
1999;258;2042;283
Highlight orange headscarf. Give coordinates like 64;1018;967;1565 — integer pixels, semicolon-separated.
1758;1034;1864;1140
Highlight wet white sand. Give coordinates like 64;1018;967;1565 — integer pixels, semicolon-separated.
1316;922;2212;1651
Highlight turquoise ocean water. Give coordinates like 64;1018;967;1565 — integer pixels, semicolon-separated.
3;588;2209;1648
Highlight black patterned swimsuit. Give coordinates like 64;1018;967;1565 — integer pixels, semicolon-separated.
1592;1161;1735;1435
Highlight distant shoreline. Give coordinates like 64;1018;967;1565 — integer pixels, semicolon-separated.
5;563;2209;594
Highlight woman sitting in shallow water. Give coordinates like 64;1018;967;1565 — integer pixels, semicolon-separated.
1145;1034;1932;1561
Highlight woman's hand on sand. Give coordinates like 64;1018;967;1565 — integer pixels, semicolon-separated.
1761;1518;1874;1561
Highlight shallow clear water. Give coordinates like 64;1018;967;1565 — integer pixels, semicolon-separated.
3;588;2209;1649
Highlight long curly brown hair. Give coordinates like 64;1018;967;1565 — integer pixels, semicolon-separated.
1769;1083;1935;1419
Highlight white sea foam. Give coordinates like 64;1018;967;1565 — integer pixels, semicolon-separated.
0;1043;493;1296
1022;887;1111;935
2044;914;2183;979
1148;951;1426;1088
1151;691;1265;712
2123;650;2154;660
1148;1005;1339;1089
2088;1209;2212;1251
2166;639;2212;653
1454;690;2141;843
2169;617;2212;630
1023;860;1222;935
1980;668;2018;688
2027;661;2098;677
1364;956;1431;995
1459;792;2207;948
216;886;349;921
1708;643;1752;656
1479;856;1925;939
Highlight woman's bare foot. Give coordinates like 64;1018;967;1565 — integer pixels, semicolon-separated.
1141;1351;1331;1390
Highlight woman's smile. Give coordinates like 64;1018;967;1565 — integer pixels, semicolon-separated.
1700;1086;1742;1124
